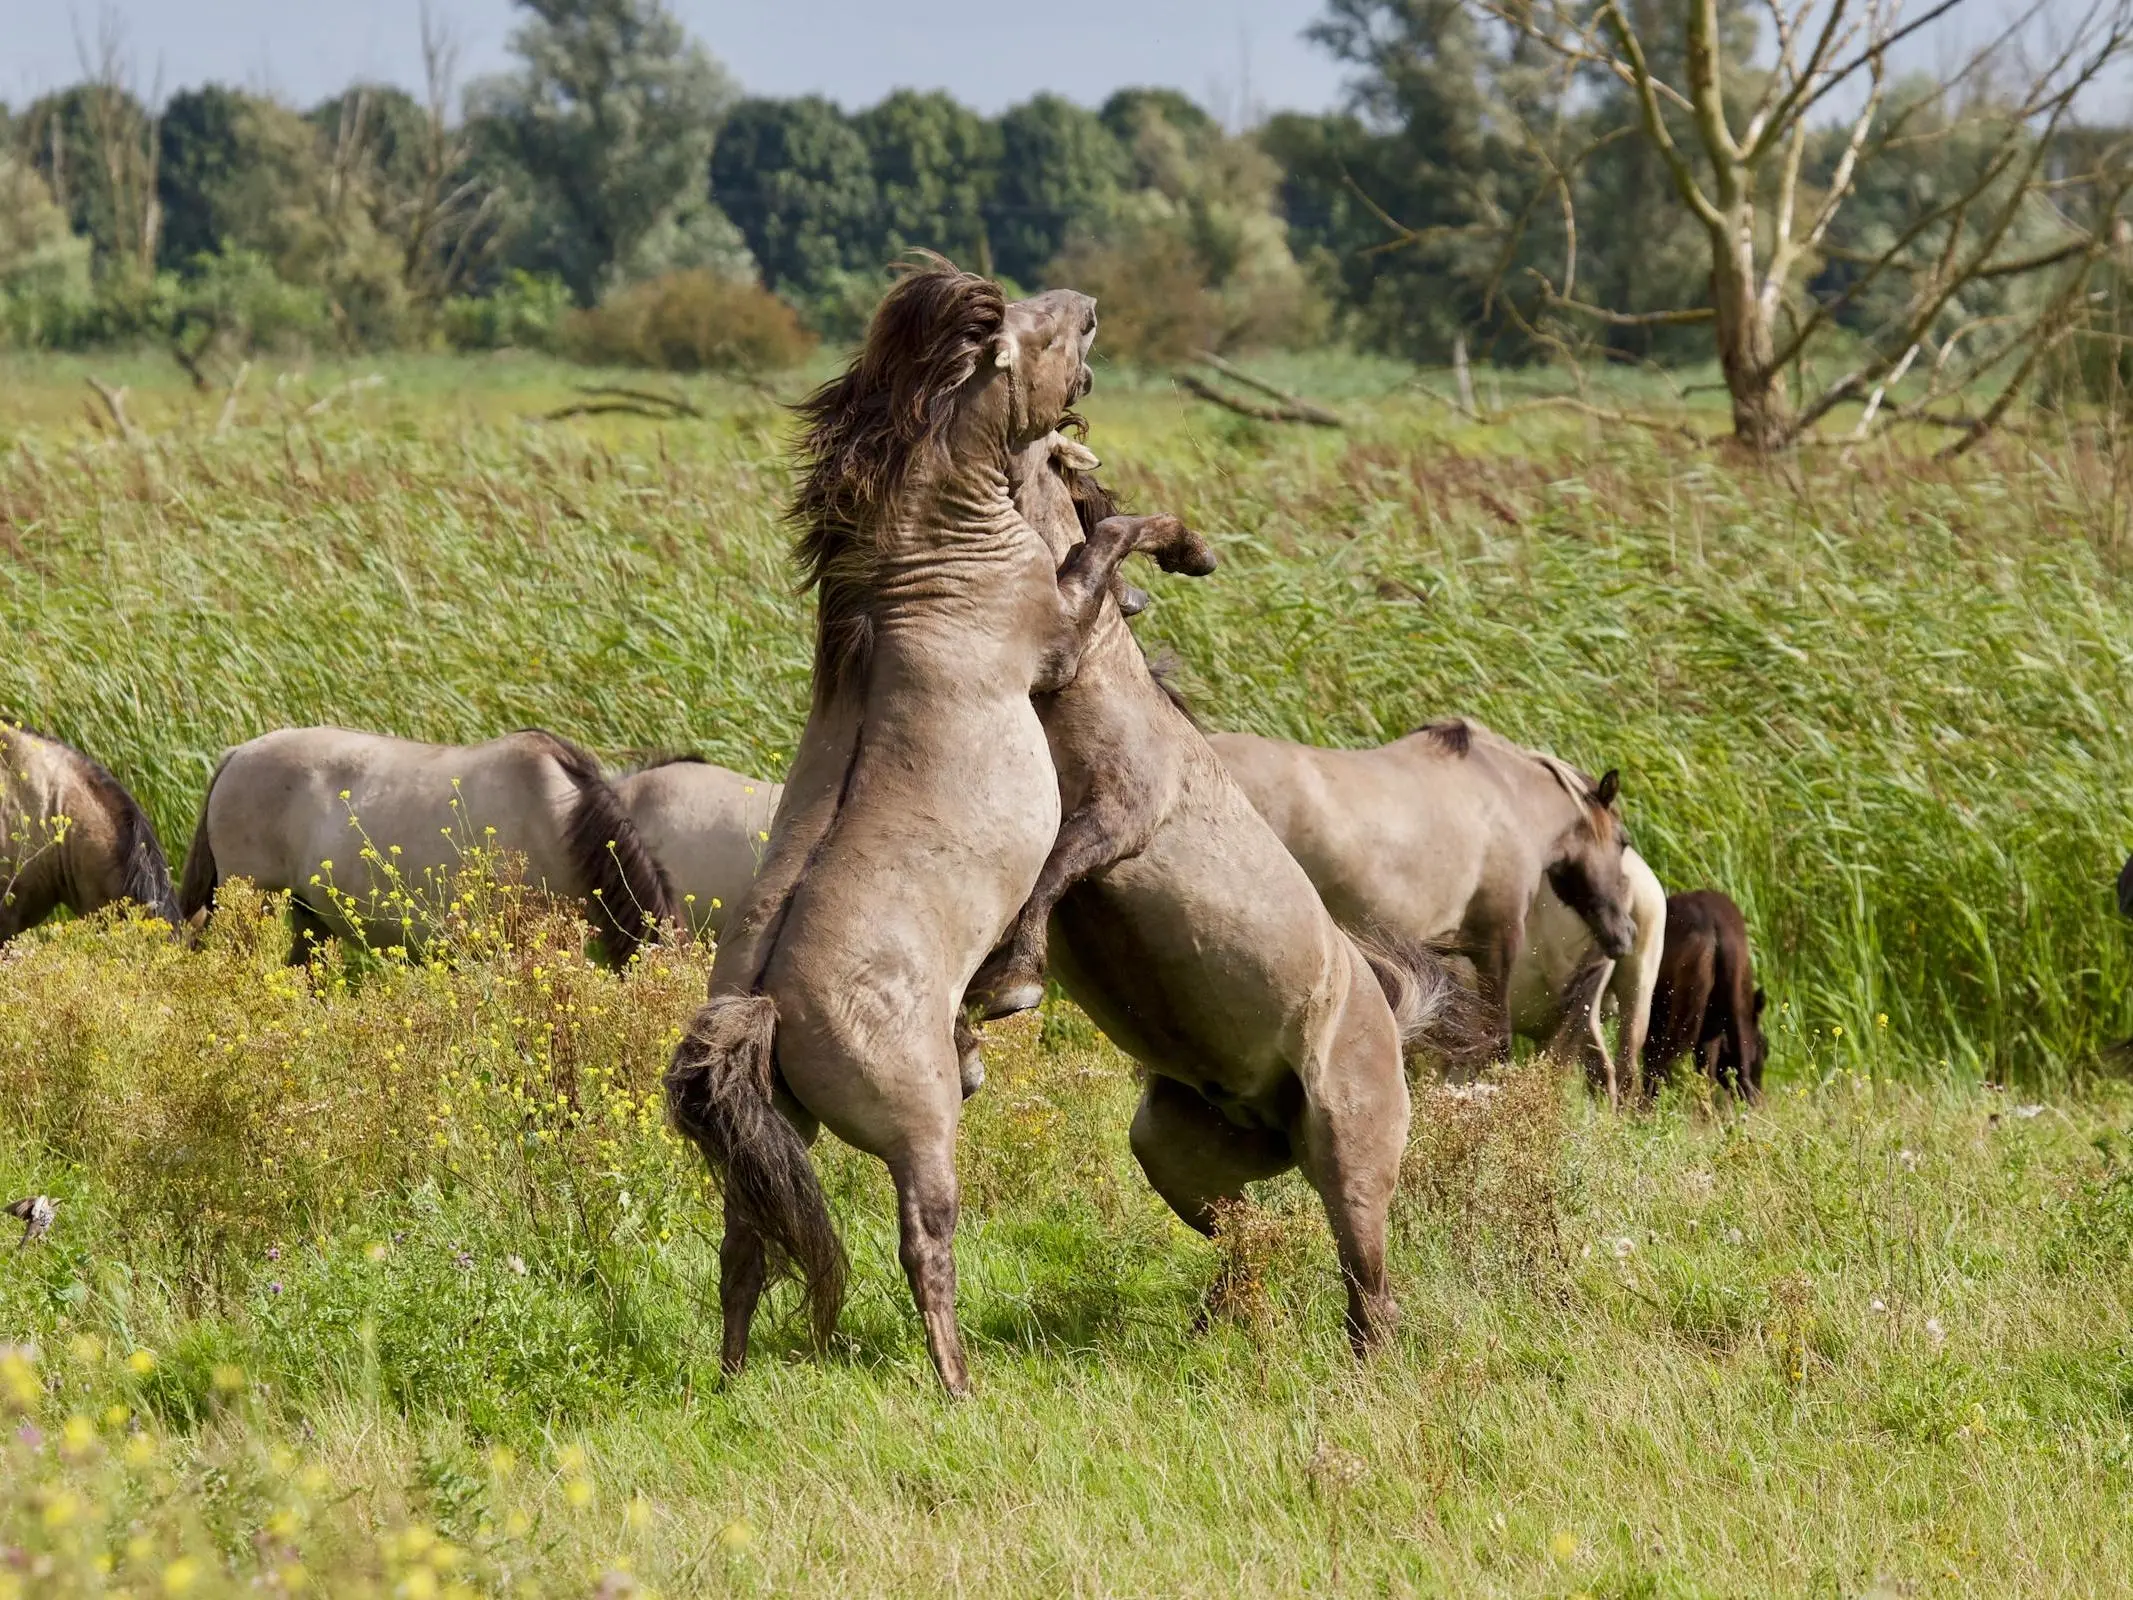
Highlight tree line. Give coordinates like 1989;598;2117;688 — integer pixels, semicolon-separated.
4;0;2131;450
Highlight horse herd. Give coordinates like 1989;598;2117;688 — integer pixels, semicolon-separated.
1;260;1770;1396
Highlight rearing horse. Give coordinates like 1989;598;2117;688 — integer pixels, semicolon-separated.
664;261;1212;1397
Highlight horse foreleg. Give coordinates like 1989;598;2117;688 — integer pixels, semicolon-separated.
952;1014;985;1100
891;1139;971;1398
1474;920;1523;1063
1038;514;1215;691
1128;1076;1295;1332
1296;999;1412;1356
971;783;1156;1020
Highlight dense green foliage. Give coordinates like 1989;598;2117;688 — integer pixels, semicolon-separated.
4;358;2133;1594
4;0;2119;393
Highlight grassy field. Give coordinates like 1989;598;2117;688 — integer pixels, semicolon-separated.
4;351;2133;1594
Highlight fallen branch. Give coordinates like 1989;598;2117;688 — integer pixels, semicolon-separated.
541;383;702;423
84;376;141;444
1187;353;1344;425
1492;394;1712;444
1176;372;1343;428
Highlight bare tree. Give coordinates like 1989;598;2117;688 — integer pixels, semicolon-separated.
1435;0;2133;450
393;5;505;305
57;6;163;276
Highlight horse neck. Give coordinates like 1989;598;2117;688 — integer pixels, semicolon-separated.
866;461;1051;646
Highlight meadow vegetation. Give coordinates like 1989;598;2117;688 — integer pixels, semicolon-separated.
4;354;2133;1593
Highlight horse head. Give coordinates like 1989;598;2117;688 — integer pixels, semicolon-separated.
1543;767;1637;961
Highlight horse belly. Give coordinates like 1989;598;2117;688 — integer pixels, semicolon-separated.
1051;785;1334;1097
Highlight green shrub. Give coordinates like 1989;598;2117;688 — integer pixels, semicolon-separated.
563;269;816;374
439;271;574;353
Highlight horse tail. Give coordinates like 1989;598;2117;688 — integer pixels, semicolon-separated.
665;993;847;1347
112;787;180;930
1349;928;1494;1078
533;732;679;966
177;753;230;925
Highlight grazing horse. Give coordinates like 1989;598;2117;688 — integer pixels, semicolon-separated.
1643;889;1766;1100
1208;719;1636;1059
1507;848;1667;1106
612;757;782;941
178;727;676;966
663;261;1214;1397
967;434;1482;1358
1;721;180;942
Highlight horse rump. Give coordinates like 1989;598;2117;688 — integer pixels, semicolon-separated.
539;733;680;964
1349;927;1495;1079
665;993;848;1349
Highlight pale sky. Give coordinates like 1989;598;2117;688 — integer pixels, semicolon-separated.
0;0;1349;119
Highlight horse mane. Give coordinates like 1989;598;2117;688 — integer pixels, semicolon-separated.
521;730;680;965
1412;718;1473;758
1140;645;1201;728
621;752;709;776
6;720;180;925
789;254;1007;693
1532;750;1596;805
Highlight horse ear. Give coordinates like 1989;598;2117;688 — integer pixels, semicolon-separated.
1054;436;1101;472
991;331;1019;372
1594;769;1620;809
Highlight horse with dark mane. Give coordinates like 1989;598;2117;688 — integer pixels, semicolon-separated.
1;721;180;942
964;432;1488;1358
179;727;676;966
663;259;1212;1397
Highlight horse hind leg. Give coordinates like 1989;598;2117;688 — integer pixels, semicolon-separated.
718;1210;768;1374
890;1138;972;1398
287;898;335;965
1295;996;1412;1355
971;784;1155;1020
1128;1075;1296;1331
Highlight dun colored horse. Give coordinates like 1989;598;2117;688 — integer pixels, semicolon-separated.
179;727;675;965
1210;719;1637;1059
2;721;179;942
664;263;1213;1397
963;433;1483;1357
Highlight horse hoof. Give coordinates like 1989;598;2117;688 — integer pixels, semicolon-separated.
980;981;1045;1020
958;1051;986;1099
1157;533;1218;577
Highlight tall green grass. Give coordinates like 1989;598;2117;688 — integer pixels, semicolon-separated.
4;358;2131;1080
7;356;2133;1594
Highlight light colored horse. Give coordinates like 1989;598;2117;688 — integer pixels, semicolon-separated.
962;438;1482;1357
612;757;781;941
1209;720;1637;1062
1506;849;1666;1104
179;727;676;965
664;263;1214;1397
1;721;179;942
